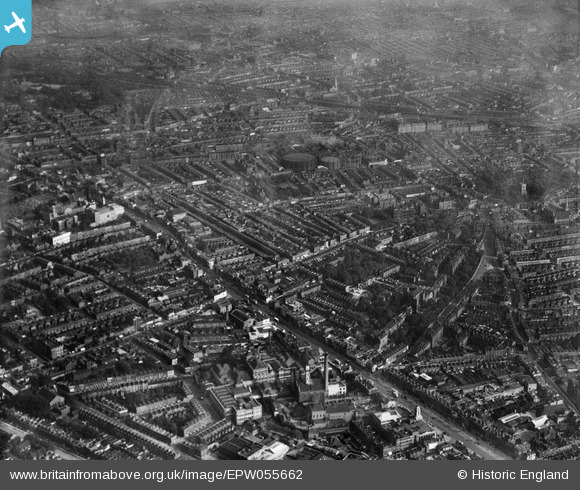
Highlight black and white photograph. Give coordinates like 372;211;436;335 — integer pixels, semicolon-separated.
0;0;579;474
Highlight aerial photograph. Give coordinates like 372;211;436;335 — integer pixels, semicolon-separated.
0;0;579;462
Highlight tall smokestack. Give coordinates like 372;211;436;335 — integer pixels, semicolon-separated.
324;352;329;390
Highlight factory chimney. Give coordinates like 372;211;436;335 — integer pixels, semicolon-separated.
324;352;329;390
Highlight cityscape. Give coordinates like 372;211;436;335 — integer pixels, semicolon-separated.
0;0;580;461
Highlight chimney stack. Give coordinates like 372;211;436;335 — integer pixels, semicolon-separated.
324;352;329;390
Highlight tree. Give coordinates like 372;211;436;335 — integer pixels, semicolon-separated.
29;374;53;390
7;392;51;418
115;360;133;376
526;181;544;199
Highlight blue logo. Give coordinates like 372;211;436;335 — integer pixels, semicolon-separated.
1;0;31;56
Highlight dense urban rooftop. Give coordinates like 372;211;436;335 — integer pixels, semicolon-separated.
0;0;579;461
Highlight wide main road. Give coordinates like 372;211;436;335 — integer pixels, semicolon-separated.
304;326;508;460
241;292;510;460
367;372;509;461
218;267;509;459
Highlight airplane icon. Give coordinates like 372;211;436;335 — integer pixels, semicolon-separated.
4;12;26;34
